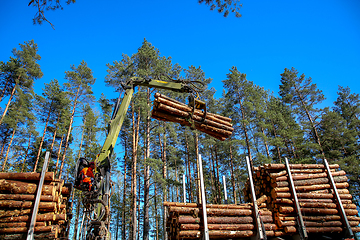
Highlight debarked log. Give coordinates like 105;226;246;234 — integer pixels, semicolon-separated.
0;180;55;195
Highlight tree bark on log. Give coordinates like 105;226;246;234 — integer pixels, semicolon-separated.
0;172;54;182
0;180;55;195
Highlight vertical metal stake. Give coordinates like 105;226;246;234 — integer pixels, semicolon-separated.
246;156;266;240
198;154;209;240
284;158;308;240
183;174;186;203
222;175;228;204
324;158;353;239
27;151;50;240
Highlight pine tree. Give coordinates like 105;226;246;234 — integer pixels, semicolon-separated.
279;67;325;161
0;40;42;125
58;60;95;178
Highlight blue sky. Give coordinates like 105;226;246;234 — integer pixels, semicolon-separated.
1;0;360;108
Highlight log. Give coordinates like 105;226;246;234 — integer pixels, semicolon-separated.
0;194;56;202
178;216;254;224
164;201;252;209
272;182;349;193
0;200;57;211
179;223;255;231
178;230;254;238
304;221;359;227
272;176;348;188
278;206;358;215
273;197;352;204
0;209;31;218
154;93;232;123
154;102;234;132
264;163;339;170
274;170;346;182
0;213;60;222
271;192;353;200
0;180;55;195
0;222;46;228
0;172;54;182
152;111;230;140
0;232;57;240
0;225;58;234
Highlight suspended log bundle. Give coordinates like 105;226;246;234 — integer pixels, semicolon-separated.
244;164;360;237
164;200;284;239
0;172;73;239
151;93;233;141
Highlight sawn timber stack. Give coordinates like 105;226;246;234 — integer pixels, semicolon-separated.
151;93;233;141
0;172;72;239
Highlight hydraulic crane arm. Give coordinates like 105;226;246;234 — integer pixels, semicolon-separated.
96;76;193;173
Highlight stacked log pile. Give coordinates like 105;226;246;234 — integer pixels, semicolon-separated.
0;172;72;239
244;164;360;236
164;197;289;239
151;93;233;141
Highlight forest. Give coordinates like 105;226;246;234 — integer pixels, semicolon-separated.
0;39;359;240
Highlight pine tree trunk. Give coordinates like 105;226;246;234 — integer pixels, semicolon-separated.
296;89;325;157
2;127;16;171
214;146;222;203
54;136;64;176
237;91;253;168
261;127;270;158
154;182;159;240
131;104;140;240
49;128;57;157
185;134;193;202
143;89;150;240
270;120;282;163
0;81;18;125
21;133;32;172
122;145;127;240
34;108;52;172
137;172;141;240
58;87;80;179
77;121;86;159
194;131;201;204
0;78;10;103
162;121;168;240
73;198;80;240
209;149;217;203
229;145;237;204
